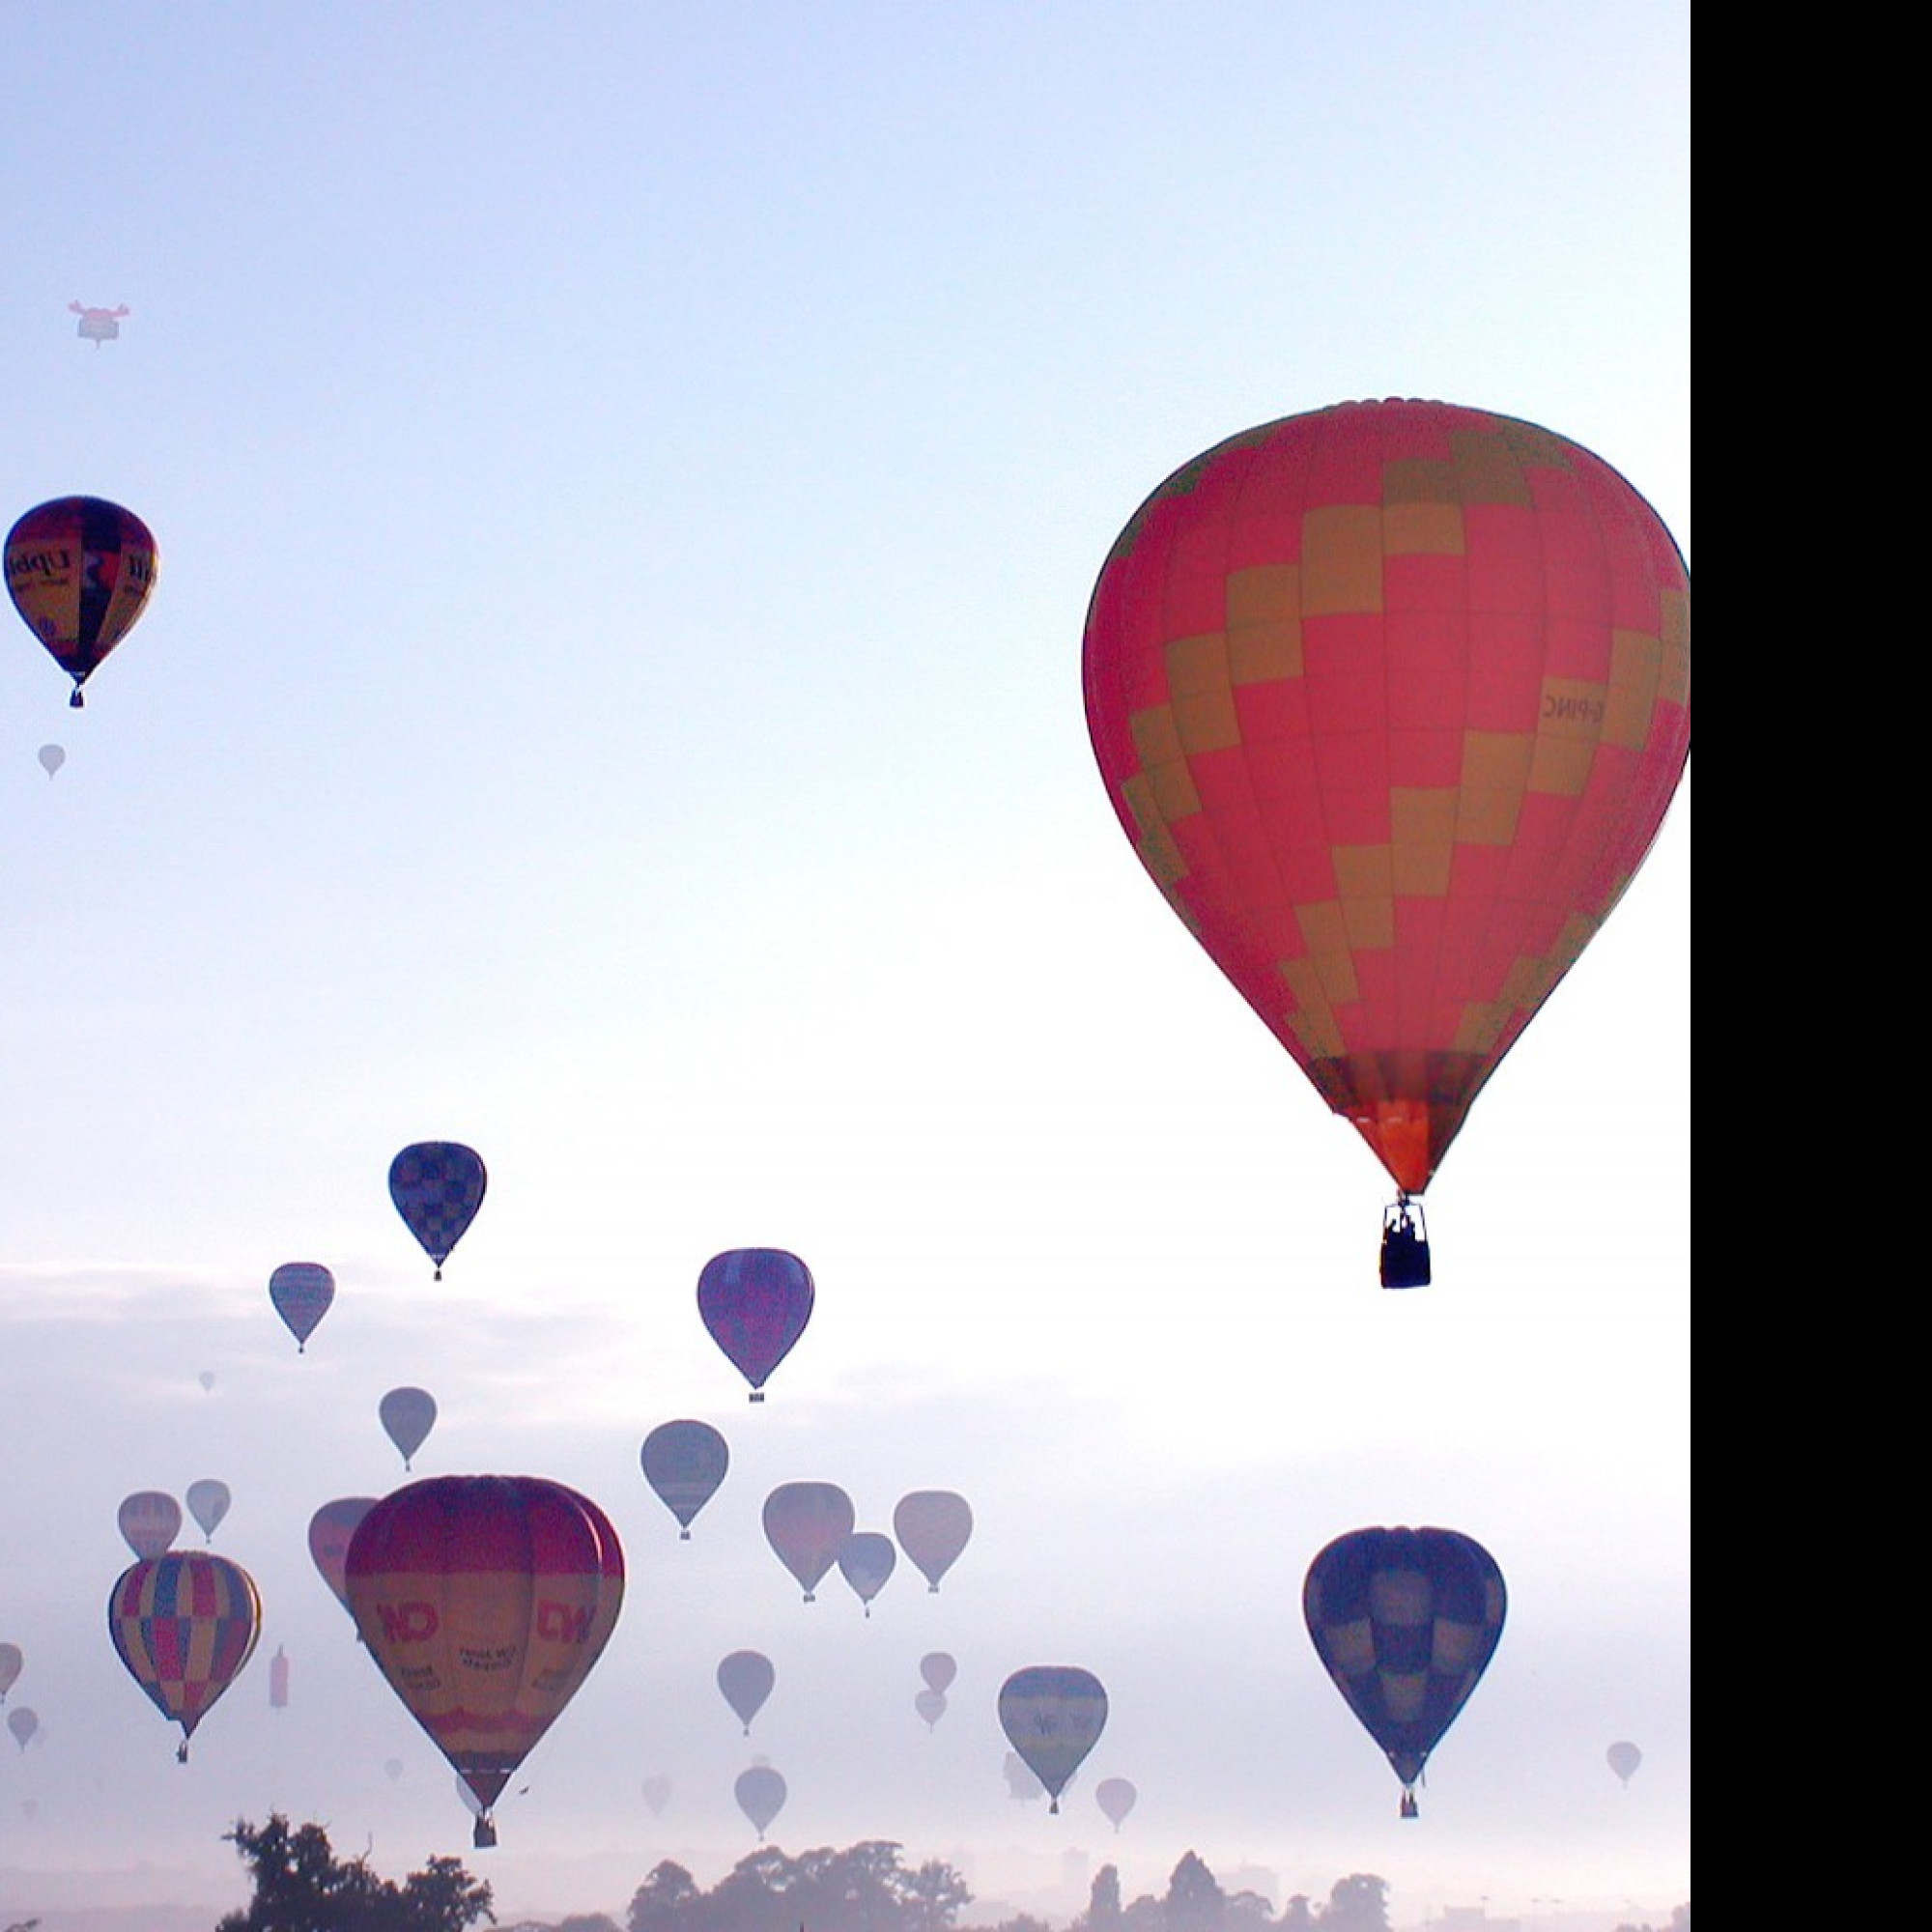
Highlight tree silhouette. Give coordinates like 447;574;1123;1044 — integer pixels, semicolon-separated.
216;1814;494;1932
628;1842;972;1932
1314;1876;1388;1932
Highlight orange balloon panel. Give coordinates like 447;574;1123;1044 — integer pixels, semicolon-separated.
1082;399;1690;1194
346;1475;623;1814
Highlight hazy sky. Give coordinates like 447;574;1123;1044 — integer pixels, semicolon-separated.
1;6;1688;1925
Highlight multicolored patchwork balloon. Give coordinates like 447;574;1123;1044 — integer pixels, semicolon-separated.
388;1143;487;1279
107;1550;261;1759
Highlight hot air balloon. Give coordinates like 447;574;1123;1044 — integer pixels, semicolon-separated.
37;744;63;778
838;1531;897;1616
998;1666;1108;1814
1082;399;1690;1286
388;1143;486;1279
717;1650;776;1734
1606;1740;1643;1786
1095;1776;1137;1831
640;1774;672;1816
385;1755;406;1781
735;1764;786;1838
269;1263;334;1352
107;1550;261;1760
0;1643;20;1702
7;497;159;706
197;1370;216;1393
640;1420;729;1539
269;1645;290;1709
7;1707;37;1750
894;1491;973;1592
69;300;129;344
915;1688;948;1730
920;1651;957;1694
118;1491;182;1560
186;1479;231;1543
697;1249;813;1401
308;1497;378;1613
344;1473;625;1848
1302;1524;1506;1816
762;1482;854;1603
380;1387;438;1469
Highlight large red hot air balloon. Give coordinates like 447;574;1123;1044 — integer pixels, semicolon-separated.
697;1249;814;1400
1083;399;1690;1285
6;497;158;706
107;1550;262;1759
344;1474;624;1847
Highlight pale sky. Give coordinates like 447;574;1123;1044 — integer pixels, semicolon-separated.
1;7;1687;1926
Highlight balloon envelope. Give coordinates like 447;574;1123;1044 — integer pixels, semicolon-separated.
762;1482;854;1602
735;1764;786;1837
308;1497;378;1613
838;1531;897;1614
37;743;63;777
344;1474;624;1834
697;1249;813;1399
915;1688;948;1730
6;496;159;705
185;1480;231;1542
7;1708;37;1750
1082;398;1690;1200
640;1419;729;1537
1303;1525;1506;1804
388;1143;486;1277
107;1551;261;1755
920;1651;957;1694
1606;1740;1643;1785
118;1491;182;1560
380;1387;438;1468
717;1650;776;1734
1096;1776;1137;1829
269;1263;334;1351
893;1491;973;1591
640;1775;672;1816
0;1643;20;1699
998;1665;1108;1813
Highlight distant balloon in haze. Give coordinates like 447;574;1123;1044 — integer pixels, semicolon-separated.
36;743;63;778
385;1756;406;1782
198;1370;215;1393
1096;1776;1137;1831
697;1248;814;1401
1607;1740;1643;1786
388;1142;486;1279
640;1775;672;1816
118;1491;183;1560
69;300;129;344
735;1764;786;1838
0;1643;21;1701
838;1531;897;1616
307;1497;378;1614
640;1419;729;1539
762;1482;854;1603
269;1263;334;1352
185;1479;231;1542
920;1652;956;1694
998;1666;1108;1814
107;1550;261;1760
717;1650;776;1735
915;1688;948;1731
7;1707;37;1750
6;496;159;706
379;1387;438;1469
894;1491;973;1592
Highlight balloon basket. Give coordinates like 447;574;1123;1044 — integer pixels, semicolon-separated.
473;1813;497;1849
1379;1198;1431;1290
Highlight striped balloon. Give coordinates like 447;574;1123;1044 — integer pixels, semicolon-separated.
107;1551;261;1759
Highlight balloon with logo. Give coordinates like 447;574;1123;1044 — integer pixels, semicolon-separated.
1303;1524;1507;1816
894;1491;973;1592
697;1248;813;1401
186;1479;231;1543
107;1550;262;1760
307;1497;378;1615
269;1263;334;1352
717;1650;775;1735
0;1643;20;1702
6;496;159;707
838;1531;897;1617
118;1491;182;1560
1096;1776;1137;1832
762;1482;854;1603
1083;399;1690;1285
640;1419;729;1540
380;1387;438;1469
735;1764;786;1839
344;1474;625;1848
1606;1740;1643;1786
388;1143;487;1279
998;1665;1108;1814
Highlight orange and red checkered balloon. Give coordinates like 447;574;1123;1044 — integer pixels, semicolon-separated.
1082;398;1690;1198
107;1550;261;1758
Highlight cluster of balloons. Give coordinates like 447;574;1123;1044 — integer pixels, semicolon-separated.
757;1483;973;1613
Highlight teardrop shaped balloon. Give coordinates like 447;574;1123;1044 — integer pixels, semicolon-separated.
640;1774;673;1816
915;1688;948;1730
696;1249;813;1401
345;1474;625;1849
308;1497;378;1614
7;1707;37;1750
838;1531;897;1616
1606;1739;1643;1786
735;1764;786;1838
920;1651;957;1694
1303;1524;1507;1815
998;1665;1108;1814
1095;1776;1137;1830
37;743;63;778
197;1370;216;1393
185;1479;231;1542
761;1482;854;1603
893;1491;973;1592
118;1491;182;1560
7;497;159;706
0;1643;21;1701
269;1263;334;1352
640;1419;729;1539
385;1755;406;1781
107;1550;261;1759
1083;399;1690;1260
716;1650;776;1734
388;1143;487;1279
379;1387;438;1470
